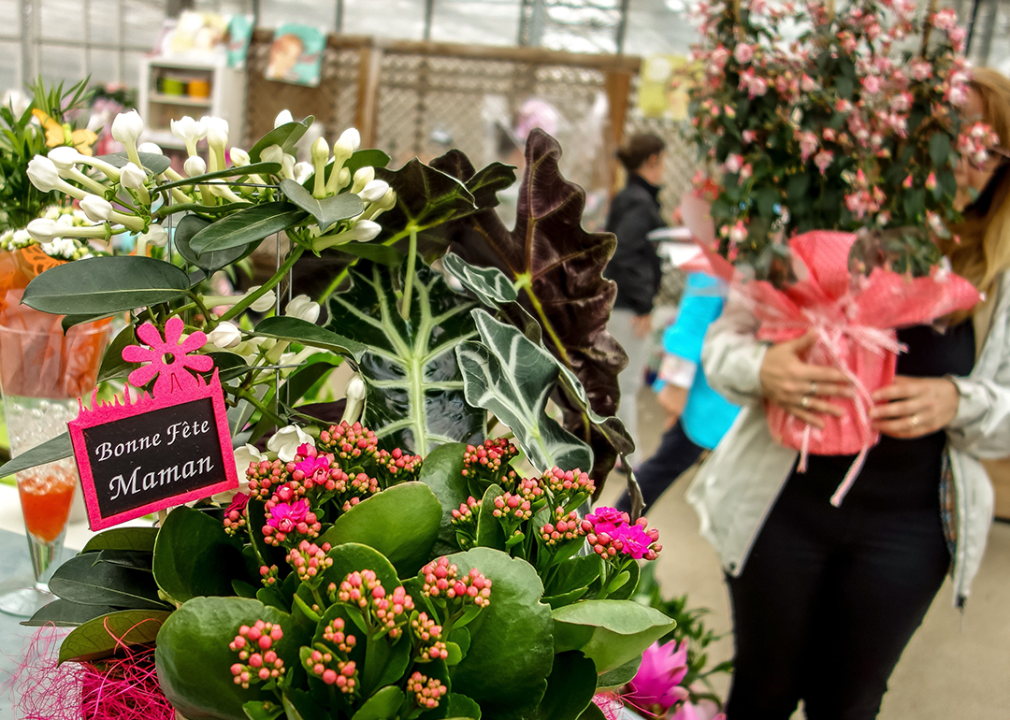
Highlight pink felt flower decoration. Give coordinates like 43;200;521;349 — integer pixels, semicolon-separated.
627;640;690;715
122;317;212;396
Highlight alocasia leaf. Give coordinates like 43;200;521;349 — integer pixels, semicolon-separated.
374;155;516;262
431;131;628;482
325;262;484;453
455;309;592;472
443;254;633;474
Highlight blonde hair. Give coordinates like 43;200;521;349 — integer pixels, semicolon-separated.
946;68;1010;309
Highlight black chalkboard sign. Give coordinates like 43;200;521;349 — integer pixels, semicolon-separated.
69;375;238;530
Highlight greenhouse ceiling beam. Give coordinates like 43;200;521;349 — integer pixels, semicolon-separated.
423;0;435;40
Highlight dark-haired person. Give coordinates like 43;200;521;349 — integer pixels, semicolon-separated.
688;67;1010;719
604;133;667;464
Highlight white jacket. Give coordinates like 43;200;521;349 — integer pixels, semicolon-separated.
687;273;1010;606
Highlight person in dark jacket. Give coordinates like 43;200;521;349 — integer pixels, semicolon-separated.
604;132;667;462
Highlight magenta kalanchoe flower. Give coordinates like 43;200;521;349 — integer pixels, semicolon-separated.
420;557;492;610
332;569;415;639
223;492;250;536
461;437;520;487
625;640;690;716
317;421;379;463
262;498;321;547
229;620;286;689
246;458;290;499
585;507;628;535
613;522;661;561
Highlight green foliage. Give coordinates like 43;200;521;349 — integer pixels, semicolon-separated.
551;599;676;674
325;263;484;454
437;132;629;483
152;506;247;604
22;256;192;314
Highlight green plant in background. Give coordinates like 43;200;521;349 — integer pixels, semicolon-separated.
0;77;93;232
630;564;732;707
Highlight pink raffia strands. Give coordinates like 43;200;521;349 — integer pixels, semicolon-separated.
744;231;979;505
10;625;175;720
593;692;627;720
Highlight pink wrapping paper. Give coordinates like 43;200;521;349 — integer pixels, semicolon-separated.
746;231;980;504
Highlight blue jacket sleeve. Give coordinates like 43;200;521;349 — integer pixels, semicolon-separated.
663;274;725;364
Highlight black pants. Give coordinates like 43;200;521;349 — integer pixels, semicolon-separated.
725;475;950;720
616;420;705;515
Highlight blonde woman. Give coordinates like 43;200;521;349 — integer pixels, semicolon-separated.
688;67;1010;718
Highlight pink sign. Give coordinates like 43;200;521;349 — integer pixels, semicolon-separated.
68;318;239;530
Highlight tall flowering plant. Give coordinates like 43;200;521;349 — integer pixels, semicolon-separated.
686;0;995;277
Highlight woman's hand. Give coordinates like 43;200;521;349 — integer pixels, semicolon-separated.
870;376;960;438
759;333;853;429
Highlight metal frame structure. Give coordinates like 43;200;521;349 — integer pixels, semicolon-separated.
3;0;154;89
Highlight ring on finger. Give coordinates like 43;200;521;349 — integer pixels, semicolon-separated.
801;395;811;409
810;381;818;395
911;414;919;427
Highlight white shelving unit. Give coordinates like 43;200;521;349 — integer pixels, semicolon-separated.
137;56;246;154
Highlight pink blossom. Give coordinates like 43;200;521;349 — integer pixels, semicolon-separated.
728;220;748;244
948;26;966;52
903;174;914;189
835;99;853;114
925;172;937;191
627;640;690;714
891;92;913;113
585;507;628;535
227;492;250;515
724;153;744;174
614;523;657;559
932;8;958;32
948;85;968;106
798;131;819;161
861;75;882;94
801;74;819;92
738;70;768;99
739;163;753;182
733;43;754;64
742;130;756;144
813;150;833;174
268;499;310;534
910;59;932;82
822;128;836;142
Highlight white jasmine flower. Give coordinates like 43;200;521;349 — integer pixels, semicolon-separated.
267;425;313;462
284;295;320;323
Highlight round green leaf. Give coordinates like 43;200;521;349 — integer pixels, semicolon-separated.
551;599;675;674
446;547;554;720
156;598;302;720
317;482;441;577
81;526;158;554
350;685;405;720
153;507;245;604
175;214;255;273
323;542;399;591
418;442;470;555
531;651;598;720
22;256;191;315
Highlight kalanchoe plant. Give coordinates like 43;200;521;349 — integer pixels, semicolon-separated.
685;0;998;278
29;422;673;720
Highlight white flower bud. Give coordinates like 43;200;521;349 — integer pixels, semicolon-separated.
141;224;168;247
351;166;375;194
311;137;329;165
336;128;361;155
204;116;229;149
359;179;389;204
119;162;147;190
26;156;64;192
247;285;277;313
139;142;163;155
274;110;294;128
80;195;114;223
260;145;284;165
337;167;351;190
293;161;313;184
207;322;243;349
230;148;250;167
341;375;367;425
26;218;60;243
285;295;320;324
184;156;208;179
111;110;145;146
377;188;397;211
352;219;382;242
46;146;85;171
